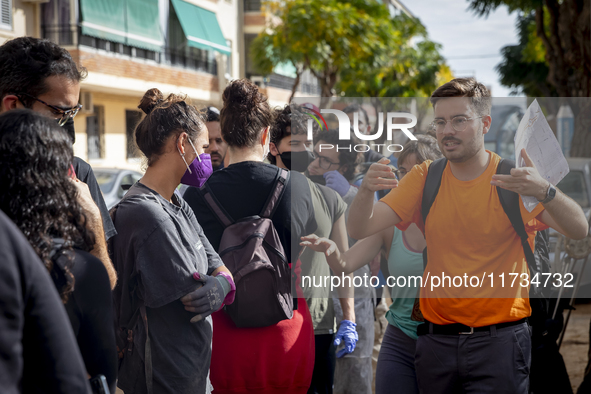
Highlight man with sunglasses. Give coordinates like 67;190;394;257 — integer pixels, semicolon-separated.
0;37;117;287
348;77;588;393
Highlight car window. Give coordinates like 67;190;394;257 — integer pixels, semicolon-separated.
95;171;117;194
557;170;589;208
118;174;135;198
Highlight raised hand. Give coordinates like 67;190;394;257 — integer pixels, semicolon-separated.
323;170;350;197
300;234;337;257
360;157;398;193
490;148;550;201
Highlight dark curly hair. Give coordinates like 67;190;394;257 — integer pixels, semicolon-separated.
268;105;309;164
0;37;87;108
135;88;206;166
0;110;95;303
220;79;274;148
313;129;363;181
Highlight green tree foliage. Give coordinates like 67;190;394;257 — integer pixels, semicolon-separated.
468;0;591;156
251;0;398;107
495;13;557;97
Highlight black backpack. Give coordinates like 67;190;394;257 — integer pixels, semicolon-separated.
420;157;572;394
419;158;551;316
201;168;293;328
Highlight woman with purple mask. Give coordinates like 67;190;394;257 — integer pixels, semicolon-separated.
110;88;234;394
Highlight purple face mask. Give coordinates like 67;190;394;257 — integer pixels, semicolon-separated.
179;138;213;188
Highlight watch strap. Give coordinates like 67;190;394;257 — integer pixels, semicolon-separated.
538;184;556;204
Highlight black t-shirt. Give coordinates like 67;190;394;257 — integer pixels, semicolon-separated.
52;248;117;394
73;157;117;240
0;211;90;394
183;162;317;264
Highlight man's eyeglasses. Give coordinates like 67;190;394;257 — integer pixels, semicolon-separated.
312;152;340;170
17;92;83;126
430;116;483;134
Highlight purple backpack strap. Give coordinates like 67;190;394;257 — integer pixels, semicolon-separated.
201;184;233;228
260;168;289;219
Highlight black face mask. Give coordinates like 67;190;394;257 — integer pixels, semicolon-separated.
62;117;76;144
280;150;314;172
304;170;326;186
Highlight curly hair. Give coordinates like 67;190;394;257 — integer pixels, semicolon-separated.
135;88;206;166
0;37;87;108
268;105;310;164
0;110;95;303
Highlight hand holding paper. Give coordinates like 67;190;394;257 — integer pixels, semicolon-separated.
491;148;551;201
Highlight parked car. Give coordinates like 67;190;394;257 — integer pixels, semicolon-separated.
93;168;143;209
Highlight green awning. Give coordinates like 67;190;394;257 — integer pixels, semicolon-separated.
80;0;163;52
170;0;231;55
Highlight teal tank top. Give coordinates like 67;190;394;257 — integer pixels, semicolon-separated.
385;227;424;340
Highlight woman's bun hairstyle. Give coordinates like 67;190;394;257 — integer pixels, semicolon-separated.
135;88;205;166
220;79;273;148
138;88;164;115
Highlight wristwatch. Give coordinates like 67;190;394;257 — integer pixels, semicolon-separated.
538;183;557;204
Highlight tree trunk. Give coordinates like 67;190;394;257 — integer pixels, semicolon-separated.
288;69;302;104
535;1;591;157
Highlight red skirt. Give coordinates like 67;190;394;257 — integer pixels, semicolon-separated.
209;298;315;394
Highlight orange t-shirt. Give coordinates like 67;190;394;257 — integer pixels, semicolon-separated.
380;151;548;327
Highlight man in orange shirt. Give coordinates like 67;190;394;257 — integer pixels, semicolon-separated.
348;78;588;393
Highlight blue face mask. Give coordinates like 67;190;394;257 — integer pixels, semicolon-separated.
178;138;214;188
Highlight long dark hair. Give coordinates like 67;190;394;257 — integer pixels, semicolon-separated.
0;110;95;302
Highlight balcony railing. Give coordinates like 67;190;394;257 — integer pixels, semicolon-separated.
244;0;262;12
41;24;218;76
265;73;322;95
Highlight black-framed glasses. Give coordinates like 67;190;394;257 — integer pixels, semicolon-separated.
430;116;483;134
312;151;340;170
17;92;83;126
395;169;408;179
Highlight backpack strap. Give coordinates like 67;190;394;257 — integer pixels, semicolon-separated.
495;159;537;273
140;304;153;394
421;157;447;227
260;168;289;219
201;183;234;228
419;157;447;270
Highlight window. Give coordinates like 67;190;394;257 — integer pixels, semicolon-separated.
1;0;12;30
126;110;142;159
86;105;105;160
41;0;73;44
244;0;261;12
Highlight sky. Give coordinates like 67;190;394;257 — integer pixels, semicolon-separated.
405;0;522;97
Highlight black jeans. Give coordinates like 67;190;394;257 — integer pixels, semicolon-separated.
308;333;336;394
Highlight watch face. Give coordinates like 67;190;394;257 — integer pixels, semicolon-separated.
549;185;557;198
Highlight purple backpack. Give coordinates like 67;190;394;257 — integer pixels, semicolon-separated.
202;168;292;327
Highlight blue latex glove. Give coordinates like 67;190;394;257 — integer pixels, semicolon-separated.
323;170;350;197
334;320;358;358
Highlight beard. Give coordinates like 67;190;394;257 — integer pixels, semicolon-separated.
438;126;484;164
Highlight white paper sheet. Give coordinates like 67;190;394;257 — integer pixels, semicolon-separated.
514;99;569;212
